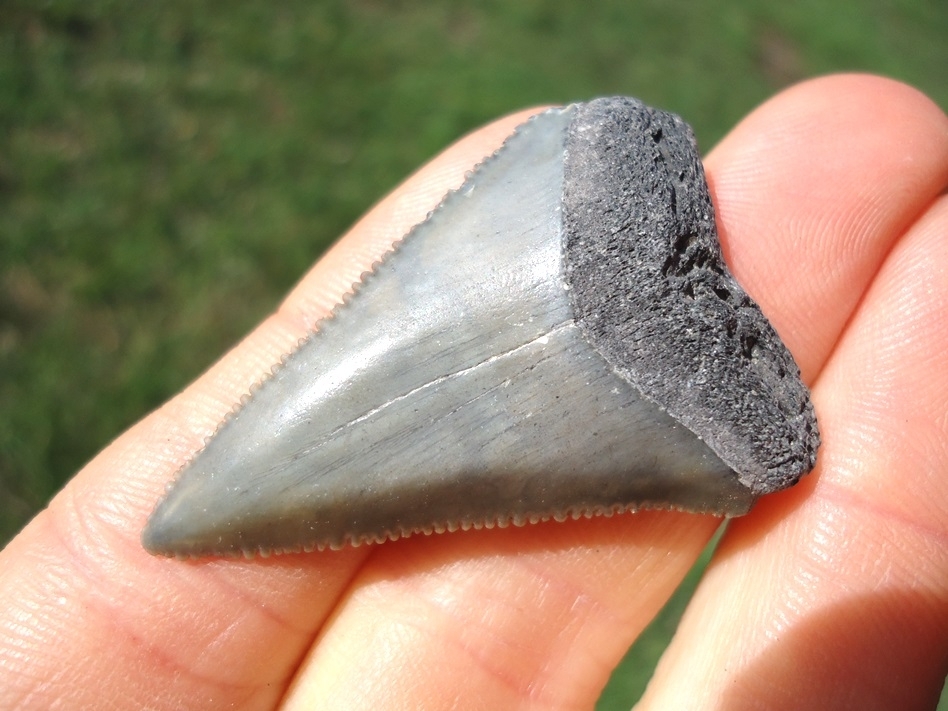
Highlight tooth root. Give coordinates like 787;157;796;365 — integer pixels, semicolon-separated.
142;97;819;558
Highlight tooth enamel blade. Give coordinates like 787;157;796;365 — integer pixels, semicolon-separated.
143;98;819;557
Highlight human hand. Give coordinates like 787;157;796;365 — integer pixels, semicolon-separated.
1;74;946;710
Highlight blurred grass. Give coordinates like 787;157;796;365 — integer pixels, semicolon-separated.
1;1;946;707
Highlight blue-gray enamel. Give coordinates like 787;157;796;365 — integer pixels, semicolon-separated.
142;98;819;558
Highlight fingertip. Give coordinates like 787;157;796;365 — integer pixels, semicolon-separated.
704;73;948;382
714;74;948;160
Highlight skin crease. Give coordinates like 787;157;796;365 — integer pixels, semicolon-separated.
0;74;947;710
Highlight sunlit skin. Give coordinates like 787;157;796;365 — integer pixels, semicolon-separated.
1;74;947;710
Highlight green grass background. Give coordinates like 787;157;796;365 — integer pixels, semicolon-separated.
2;1;946;707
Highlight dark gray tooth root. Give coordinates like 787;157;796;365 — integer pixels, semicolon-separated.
142;97;820;558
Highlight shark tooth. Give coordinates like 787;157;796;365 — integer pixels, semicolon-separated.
142;97;819;558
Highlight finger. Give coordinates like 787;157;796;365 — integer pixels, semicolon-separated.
279;75;948;709
282;513;719;709
706;73;948;383
0;110;539;710
639;79;948;709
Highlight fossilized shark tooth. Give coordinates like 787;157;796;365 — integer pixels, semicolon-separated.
142;97;819;558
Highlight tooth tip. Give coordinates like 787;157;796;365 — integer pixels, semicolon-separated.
140;515;175;557
141;490;225;557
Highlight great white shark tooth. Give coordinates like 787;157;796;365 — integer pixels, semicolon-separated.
142;96;820;558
